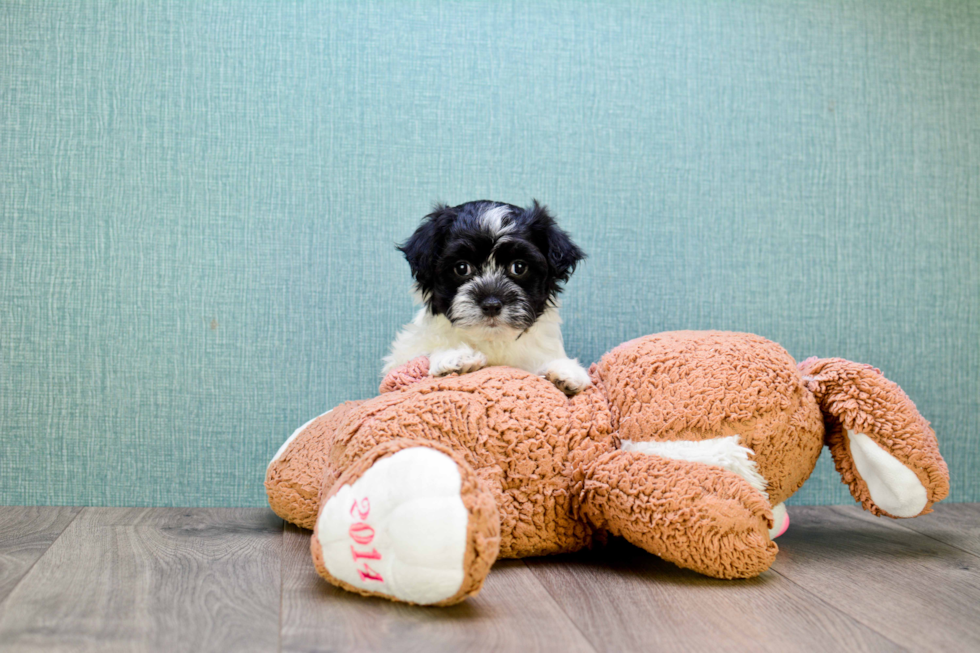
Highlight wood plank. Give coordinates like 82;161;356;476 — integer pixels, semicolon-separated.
0;507;81;605
524;534;900;653
0;508;283;653
281;522;596;653
854;502;980;558
771;505;980;652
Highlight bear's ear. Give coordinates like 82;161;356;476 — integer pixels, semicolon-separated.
525;200;586;283
799;357;950;518
397;203;457;290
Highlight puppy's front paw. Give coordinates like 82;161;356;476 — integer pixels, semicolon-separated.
429;347;488;377
543;358;592;396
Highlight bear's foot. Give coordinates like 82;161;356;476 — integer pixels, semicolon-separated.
768;502;789;539
312;444;500;605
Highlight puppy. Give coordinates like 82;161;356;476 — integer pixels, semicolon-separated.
383;200;592;396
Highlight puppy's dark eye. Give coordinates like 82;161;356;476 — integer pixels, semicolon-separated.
508;260;528;277
454;261;472;277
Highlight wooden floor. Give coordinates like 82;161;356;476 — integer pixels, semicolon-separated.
0;505;977;652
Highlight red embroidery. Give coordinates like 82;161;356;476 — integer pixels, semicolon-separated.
348;522;375;546
350;546;382;562
357;564;384;583
349;497;370;520
347;495;384;582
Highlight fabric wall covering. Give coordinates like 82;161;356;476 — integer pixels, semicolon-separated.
2;1;977;506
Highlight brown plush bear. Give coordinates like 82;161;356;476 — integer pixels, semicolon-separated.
266;331;949;606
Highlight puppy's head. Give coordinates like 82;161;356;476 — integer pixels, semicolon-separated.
398;200;585;335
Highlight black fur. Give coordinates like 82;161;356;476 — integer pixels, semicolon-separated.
519;200;587;289
397;200;586;329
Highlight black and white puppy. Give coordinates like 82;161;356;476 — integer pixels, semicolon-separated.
384;200;592;395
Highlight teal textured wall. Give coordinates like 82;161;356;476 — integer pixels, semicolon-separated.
1;1;977;507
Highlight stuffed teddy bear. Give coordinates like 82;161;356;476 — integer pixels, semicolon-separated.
266;331;949;606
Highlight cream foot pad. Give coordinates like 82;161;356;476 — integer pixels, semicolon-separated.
768;502;789;539
315;447;469;605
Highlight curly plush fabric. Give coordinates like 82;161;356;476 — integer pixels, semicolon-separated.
266;401;365;530
266;331;950;605
580;450;777;579
799;357;949;517
330;368;610;558
378;356;429;393
592;332;825;506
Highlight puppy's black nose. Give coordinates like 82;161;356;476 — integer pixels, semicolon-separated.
480;297;503;316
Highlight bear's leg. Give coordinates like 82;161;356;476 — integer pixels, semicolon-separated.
580;449;777;579
311;439;500;606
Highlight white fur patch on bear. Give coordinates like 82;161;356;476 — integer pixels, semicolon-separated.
316;447;468;605
848;430;928;518
620;435;768;497
267;408;333;472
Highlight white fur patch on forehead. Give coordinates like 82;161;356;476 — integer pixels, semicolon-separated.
479;259;503;275
478;205;515;238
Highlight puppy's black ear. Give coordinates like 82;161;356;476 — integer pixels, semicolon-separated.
397;203;457;290
525;200;586;283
